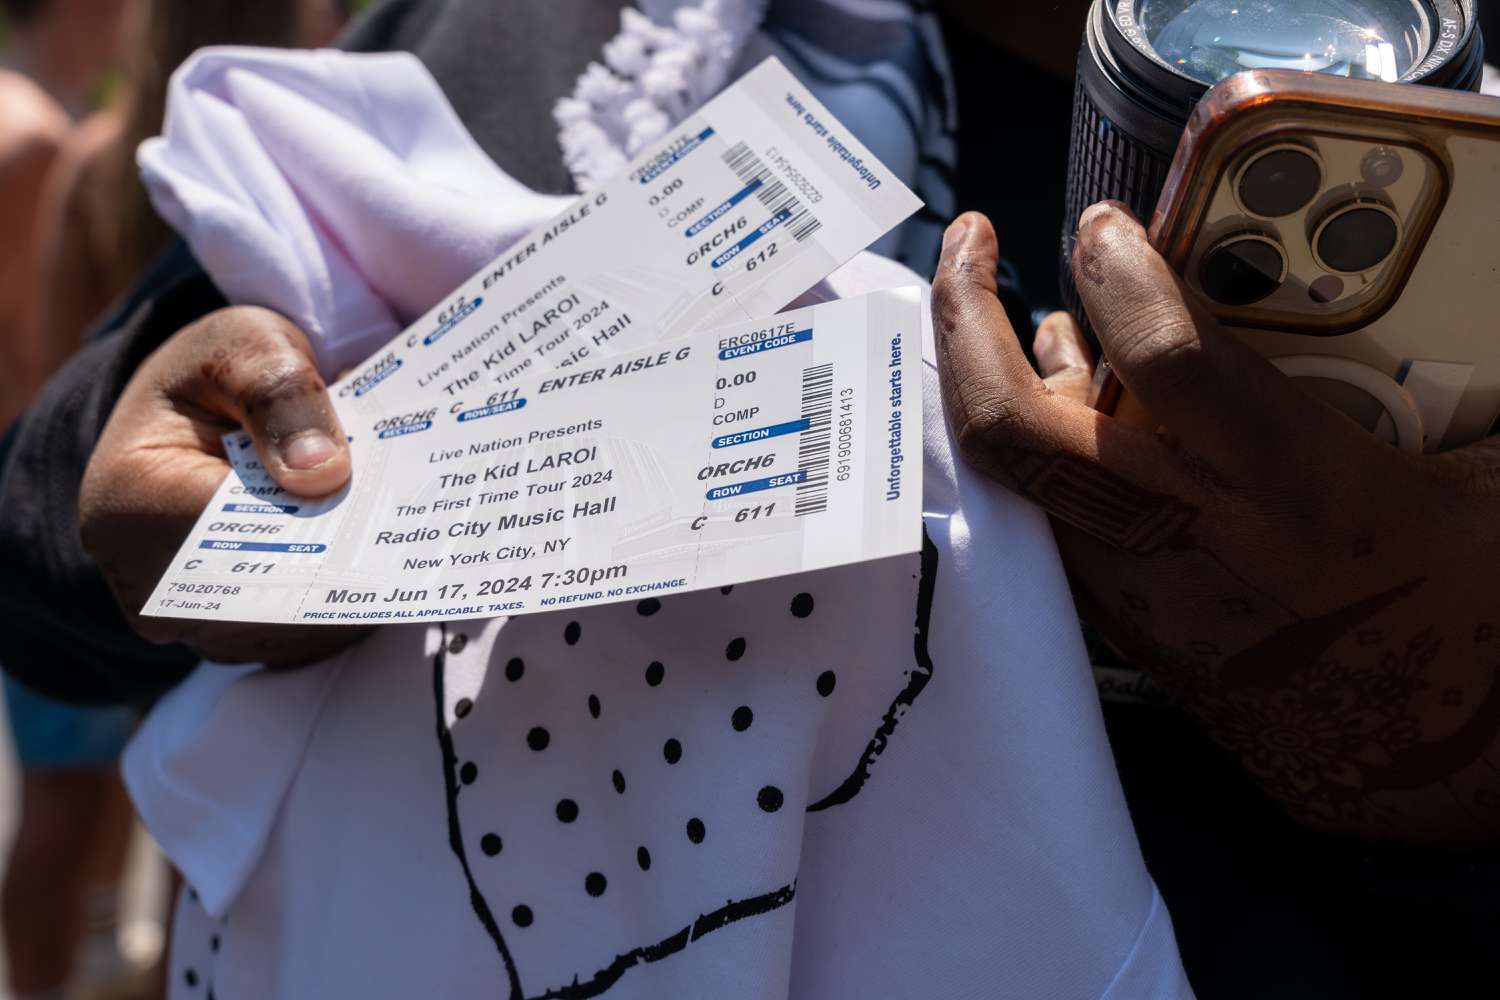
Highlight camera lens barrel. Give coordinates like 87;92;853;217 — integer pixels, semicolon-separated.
1060;0;1484;322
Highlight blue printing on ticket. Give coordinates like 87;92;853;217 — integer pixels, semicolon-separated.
718;329;811;360
705;469;808;500
378;421;433;439
711;208;791;268
457;399;527;422
352;358;403;397
686;178;762;237
639;127;715;184
199;541;327;553
222;502;300;514
423;297;483;346
711;418;809;449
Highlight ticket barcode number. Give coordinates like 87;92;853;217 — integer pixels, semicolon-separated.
721;142;823;244
794;362;833;516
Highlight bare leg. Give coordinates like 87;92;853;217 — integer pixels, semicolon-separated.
2;767;132;994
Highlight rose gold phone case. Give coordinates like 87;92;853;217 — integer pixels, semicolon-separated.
1100;69;1500;452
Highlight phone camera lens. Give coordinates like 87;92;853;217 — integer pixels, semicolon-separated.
1237;147;1322;218
1360;147;1405;187
1199;234;1286;306
1314;203;1399;273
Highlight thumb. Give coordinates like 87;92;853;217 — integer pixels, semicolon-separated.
174;307;352;497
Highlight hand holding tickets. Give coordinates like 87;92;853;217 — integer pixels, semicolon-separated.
143;290;923;623
139;58;928;625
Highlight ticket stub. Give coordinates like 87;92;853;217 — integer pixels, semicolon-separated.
333;56;921;418
142;289;923;624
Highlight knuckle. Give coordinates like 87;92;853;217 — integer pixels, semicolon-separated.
948;372;1040;458
1105;300;1200;384
246;358;323;407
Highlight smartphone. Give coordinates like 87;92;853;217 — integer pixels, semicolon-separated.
1091;69;1500;453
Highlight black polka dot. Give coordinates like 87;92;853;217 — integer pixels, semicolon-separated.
720;586;734;595
588;693;601;718
663;738;682;764
556;799;579;823
637;846;652;871
637;598;661;616
454;698;473;719
612;769;626;793
790;593;815;618
512;905;533;928
460;762;479;785
645;660;665;686
527;726;550;751
185;969;199;988
816;670;837;697
757;785;784;813
481;833;503;856
725;637;746;661
564;621;581;645
448;633;468;654
504;657;524;681
731;706;753;731
686;817;706;844
585;872;607;897
210;934;220;953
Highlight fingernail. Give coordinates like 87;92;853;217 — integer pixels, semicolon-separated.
1078;202;1115;232
942;217;968;251
279;431;338;470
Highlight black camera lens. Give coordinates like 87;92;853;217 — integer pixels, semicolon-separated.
1314;203;1399;272
1199;234;1286;305
1237;147;1322;217
1061;0;1483;321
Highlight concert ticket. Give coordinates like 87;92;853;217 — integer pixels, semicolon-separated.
142;290;923;624
331;56;921;417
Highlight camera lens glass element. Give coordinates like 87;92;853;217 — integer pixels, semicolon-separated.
1135;0;1430;84
1237;147;1322;216
1199;234;1286;305
1314;203;1400;272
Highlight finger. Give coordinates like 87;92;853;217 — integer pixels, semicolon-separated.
932;212;1070;458
1071;201;1338;466
933;214;1220;550
1033;311;1094;405
165;307;351;497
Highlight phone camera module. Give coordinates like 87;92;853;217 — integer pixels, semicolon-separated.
1199;233;1286;306
1314;202;1400;273
1237;146;1322;218
1360;146;1405;187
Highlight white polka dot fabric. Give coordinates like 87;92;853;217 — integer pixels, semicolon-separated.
132;347;1193;999
122;50;1194;998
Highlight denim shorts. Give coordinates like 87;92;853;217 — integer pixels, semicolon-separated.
3;673;137;770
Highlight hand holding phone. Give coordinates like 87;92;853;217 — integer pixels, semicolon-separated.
1095;69;1500;453
934;205;1500;845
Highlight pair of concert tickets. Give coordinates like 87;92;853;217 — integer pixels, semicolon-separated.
143;58;927;625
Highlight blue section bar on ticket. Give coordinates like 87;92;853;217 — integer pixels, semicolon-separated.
718;329;812;360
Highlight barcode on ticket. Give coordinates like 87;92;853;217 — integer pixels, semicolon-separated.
795;362;833;516
721;141;823;244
